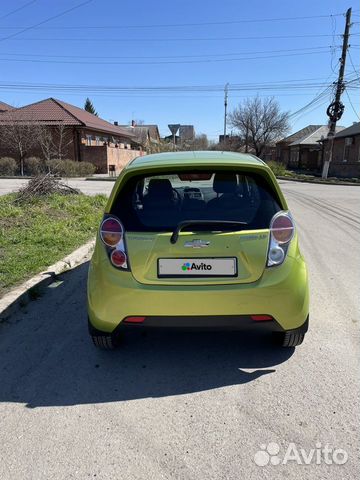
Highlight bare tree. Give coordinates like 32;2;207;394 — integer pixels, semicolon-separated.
51;123;73;159
210;135;245;152
36;125;53;162
191;134;209;151
0;111;38;176
175;134;209;151
229;96;290;158
147;138;173;154
36;123;73;161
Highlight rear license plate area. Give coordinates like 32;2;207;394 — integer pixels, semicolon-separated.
157;258;237;277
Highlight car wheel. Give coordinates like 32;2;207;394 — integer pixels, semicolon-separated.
91;334;116;350
274;331;305;347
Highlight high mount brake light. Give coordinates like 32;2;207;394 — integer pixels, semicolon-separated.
100;216;129;270
267;211;294;267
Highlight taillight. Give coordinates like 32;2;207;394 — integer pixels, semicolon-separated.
271;214;294;244
99;215;129;270
100;218;123;247
267;211;294;267
110;249;127;268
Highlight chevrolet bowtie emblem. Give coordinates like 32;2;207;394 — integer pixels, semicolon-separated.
184;239;210;248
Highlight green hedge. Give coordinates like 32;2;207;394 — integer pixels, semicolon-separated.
45;159;96;177
24;157;44;176
0;157;17;176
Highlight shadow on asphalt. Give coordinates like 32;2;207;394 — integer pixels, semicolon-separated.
0;263;294;408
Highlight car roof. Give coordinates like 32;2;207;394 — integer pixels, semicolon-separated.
127;151;266;171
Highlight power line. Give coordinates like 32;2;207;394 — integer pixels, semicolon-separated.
348;50;360;81
1;80;356;95
0;49;336;65
0;0;93;43
4;33;358;43
345;88;360;120
0;12;345;29
289;86;333;119
291;98;331;124
0;45;338;60
0;0;38;20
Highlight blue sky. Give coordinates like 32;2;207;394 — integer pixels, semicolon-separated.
0;0;359;140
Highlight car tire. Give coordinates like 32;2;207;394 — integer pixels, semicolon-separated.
91;334;116;350
275;331;305;347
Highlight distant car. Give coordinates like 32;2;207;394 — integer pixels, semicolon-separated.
87;151;309;349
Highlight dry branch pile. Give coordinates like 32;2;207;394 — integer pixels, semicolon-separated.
15;174;81;204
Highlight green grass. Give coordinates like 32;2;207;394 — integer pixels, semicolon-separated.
0;193;107;296
266;161;289;177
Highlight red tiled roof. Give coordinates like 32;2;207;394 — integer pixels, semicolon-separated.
0;98;134;138
0;101;14;112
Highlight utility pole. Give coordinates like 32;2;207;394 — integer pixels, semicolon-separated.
322;7;352;179
223;83;229;147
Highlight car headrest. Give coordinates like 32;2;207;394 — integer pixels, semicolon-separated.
213;173;238;194
147;178;174;199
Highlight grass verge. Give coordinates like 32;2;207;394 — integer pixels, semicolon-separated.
0;193;107;297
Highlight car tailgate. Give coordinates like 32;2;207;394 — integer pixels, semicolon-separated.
126;230;269;285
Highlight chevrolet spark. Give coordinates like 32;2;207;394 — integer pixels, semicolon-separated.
87;151;309;349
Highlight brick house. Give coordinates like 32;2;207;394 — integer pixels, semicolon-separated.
0;98;145;174
276;125;347;172
276;125;322;167
119;121;161;152
326;122;360;178
0;101;14;113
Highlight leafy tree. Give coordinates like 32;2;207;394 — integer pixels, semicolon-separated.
84;98;98;116
229;96;290;158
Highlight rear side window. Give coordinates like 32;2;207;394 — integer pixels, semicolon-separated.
112;171;282;231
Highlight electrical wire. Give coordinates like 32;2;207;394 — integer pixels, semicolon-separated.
0;0;38;20
0;12;345;29
344;88;360;120
0;81;348;95
0;0;93;43
348;50;360;81
289;86;333;120
0;49;335;66
4;33;357;43
0;45;338;61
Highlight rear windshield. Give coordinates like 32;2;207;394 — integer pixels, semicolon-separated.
111;171;282;232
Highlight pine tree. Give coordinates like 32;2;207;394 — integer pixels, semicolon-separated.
84;98;98;116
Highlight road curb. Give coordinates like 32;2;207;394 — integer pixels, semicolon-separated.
277;176;360;186
0;239;95;323
85;177;117;181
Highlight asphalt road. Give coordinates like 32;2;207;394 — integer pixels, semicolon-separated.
0;181;359;479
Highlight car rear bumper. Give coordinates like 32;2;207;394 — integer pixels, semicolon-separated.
87;251;309;333
88;315;309;338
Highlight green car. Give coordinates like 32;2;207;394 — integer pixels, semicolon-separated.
87;151;309;349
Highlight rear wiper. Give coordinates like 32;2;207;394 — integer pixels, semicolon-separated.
170;220;247;244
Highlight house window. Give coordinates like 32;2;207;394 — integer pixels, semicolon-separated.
86;135;92;146
343;137;353;162
95;136;101;146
